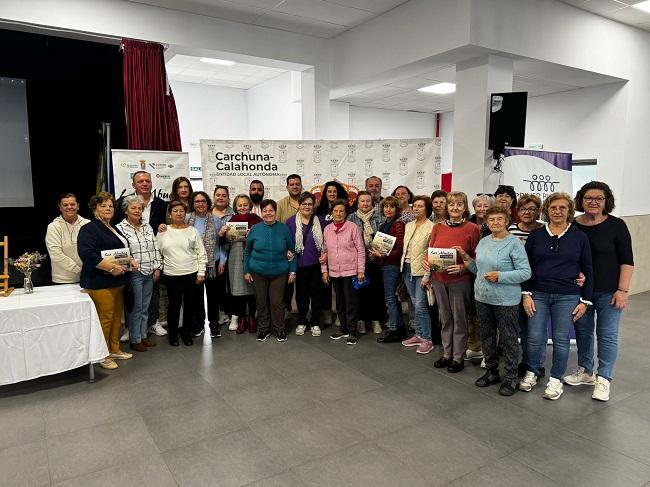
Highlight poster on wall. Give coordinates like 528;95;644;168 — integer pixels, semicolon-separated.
200;139;442;201
487;148;572;199
111;150;190;200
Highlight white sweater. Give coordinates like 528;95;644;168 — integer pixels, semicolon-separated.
45;215;90;283
156;226;207;277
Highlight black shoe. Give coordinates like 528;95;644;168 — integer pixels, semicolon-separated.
475;370;501;387
182;336;194;346
192;328;205;337
330;331;349;340
257;330;271;342
434;356;453;369
169;339;180;347
277;330;287;342
377;328;405;343
347;336;358;345
499;382;516;396
210;326;221;338
447;360;464;373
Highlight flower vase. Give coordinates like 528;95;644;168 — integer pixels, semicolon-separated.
23;272;34;294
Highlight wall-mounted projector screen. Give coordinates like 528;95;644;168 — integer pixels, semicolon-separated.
0;77;34;207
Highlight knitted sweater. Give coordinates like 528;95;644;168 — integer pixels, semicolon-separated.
243;221;298;277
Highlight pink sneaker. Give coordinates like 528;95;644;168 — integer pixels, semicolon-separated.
416;340;434;354
401;335;423;347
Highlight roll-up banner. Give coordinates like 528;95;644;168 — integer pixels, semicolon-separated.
111;150;190;200
200;139;442;201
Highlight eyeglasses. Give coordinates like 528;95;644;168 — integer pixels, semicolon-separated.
550;235;559;253
584;197;605;203
519;207;538;213
300;202;314;206
194;199;207;204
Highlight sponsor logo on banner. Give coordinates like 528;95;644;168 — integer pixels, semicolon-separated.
200;139;441;201
111;150;189;200
497;149;572;200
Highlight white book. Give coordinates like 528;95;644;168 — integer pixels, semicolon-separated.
226;221;248;239
427;247;457;272
371;231;397;257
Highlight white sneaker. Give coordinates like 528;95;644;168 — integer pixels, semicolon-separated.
120;329;130;342
592;376;610;402
357;321;367;334
480;358;487;369
148;322;168;336
465;349;484;361
295;325;306;336
543;377;564;400
228;315;239;331
564;366;596;386
518;371;538;392
372;321;382;334
310;325;321;337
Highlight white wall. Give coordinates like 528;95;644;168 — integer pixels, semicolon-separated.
247;71;302;140
440;111;454;174
171;81;248;175
348;106;434;140
325;101;350;139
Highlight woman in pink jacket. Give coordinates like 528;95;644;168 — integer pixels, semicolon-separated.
322;199;366;345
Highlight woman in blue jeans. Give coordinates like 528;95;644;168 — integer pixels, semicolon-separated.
116;195;162;352
519;192;593;400
400;196;435;354
565;181;634;401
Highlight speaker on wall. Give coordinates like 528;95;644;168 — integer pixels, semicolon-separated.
488;91;528;153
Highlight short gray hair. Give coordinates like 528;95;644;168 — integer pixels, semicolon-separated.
122;194;145;212
472;194;495;210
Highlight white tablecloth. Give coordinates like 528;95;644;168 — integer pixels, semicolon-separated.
0;284;109;386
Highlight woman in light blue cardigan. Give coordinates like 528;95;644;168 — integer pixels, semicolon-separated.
455;206;531;396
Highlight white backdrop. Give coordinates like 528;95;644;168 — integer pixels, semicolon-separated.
111;150;189;200
200;139;441;201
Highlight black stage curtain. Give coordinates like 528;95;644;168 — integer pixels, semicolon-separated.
0;28;127;286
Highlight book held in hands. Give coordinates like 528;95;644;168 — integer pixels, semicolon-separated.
427;247;457;272
371;231;396;257
101;248;132;271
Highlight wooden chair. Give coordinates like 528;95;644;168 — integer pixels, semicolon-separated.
1;236;14;297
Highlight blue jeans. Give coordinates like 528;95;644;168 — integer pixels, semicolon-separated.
126;271;154;343
402;264;431;341
382;265;403;331
573;292;622;381
525;291;580;380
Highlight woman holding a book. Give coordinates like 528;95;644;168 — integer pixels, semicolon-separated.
455;206;531;395
425;191;480;373
78;191;136;369
225;194;262;334
347;191;386;335
371;196;406;343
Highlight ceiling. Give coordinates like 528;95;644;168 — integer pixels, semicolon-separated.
559;0;650;32
128;0;410;38
166;54;287;89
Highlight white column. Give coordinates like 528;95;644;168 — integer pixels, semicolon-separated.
452;55;513;197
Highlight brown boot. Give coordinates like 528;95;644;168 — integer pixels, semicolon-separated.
130;341;147;352
142;337;156;347
248;316;257;334
236;317;247;334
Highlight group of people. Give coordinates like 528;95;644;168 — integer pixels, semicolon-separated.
45;171;634;403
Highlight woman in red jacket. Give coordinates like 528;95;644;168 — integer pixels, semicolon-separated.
371;196;406;343
321;199;366;346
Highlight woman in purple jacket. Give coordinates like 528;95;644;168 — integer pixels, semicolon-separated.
286;192;327;337
321;199;366;345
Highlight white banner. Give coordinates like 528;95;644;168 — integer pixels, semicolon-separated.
111;150;189;200
200;139;441;201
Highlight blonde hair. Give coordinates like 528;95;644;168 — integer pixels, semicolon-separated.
445;191;471;220
541;192;575;222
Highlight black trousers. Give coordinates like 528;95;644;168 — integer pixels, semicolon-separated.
332;276;358;337
233;295;256;317
296;263;322;327
193;275;222;333
165;272;197;341
358;260;386;322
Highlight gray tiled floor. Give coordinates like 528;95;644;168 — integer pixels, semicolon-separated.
2;292;650;487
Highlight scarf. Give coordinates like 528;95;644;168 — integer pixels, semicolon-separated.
294;214;323;255
229;212;262;249
356;209;375;248
188;212;217;278
445;218;466;228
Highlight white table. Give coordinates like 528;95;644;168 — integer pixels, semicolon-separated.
0;284;109;386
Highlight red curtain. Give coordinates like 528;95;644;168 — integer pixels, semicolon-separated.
122;39;181;151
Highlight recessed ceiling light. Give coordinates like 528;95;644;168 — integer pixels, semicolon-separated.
632;0;650;13
199;57;235;66
418;82;456;94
